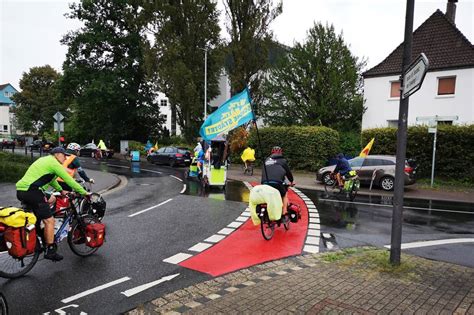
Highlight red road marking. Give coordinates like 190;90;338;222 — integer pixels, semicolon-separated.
179;185;309;276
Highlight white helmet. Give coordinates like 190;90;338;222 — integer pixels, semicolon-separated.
67;142;81;152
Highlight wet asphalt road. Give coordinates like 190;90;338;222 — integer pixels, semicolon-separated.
1;157;472;313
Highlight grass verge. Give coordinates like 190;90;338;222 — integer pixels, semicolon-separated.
416;177;474;192
321;248;420;282
0;152;33;182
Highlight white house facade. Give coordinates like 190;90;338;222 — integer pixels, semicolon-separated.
362;2;474;130
363;67;474;129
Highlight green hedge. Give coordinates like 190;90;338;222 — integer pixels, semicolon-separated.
247;126;339;171
361;125;474;180
0;152;33;182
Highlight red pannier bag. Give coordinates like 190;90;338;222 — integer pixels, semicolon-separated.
4;226;36;258
55;196;70;217
85;223;106;248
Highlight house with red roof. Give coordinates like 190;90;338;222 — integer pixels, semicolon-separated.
362;0;473;129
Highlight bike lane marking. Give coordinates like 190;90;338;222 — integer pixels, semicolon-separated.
384;238;474;249
174;183;313;276
169;175;183;182
61;277;131;303
128;198;173;217
121;274;180;297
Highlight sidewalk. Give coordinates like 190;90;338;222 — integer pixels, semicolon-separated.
227;166;474;204
129;248;474;314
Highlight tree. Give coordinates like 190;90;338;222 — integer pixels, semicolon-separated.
260;22;366;132
12;65;64;134
59;0;163;145
223;0;282;97
149;0;222;142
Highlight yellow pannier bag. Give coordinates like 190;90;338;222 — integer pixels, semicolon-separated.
0;207;37;228
249;184;283;225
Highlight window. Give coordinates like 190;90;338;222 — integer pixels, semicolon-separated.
2;125;7;132
387;120;398;128
164;147;175;153
363;159;385;167
162;114;167;121
160;99;168;107
390;81;401;98
157;148;165;153
437;77;456;95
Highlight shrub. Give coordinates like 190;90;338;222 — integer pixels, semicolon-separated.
128;141;147;155
247;126;339;171
0;152;32;182
339;131;361;158
361;125;474;180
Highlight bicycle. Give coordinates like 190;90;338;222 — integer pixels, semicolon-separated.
0;193;104;279
256;184;302;240
243;160;254;176
324;171;360;201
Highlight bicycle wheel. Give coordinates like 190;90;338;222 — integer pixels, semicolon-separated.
260;212;275;240
283;214;290;231
68;215;99;257
0;293;7;314
324;180;340;197
348;179;360;201
0;235;40;279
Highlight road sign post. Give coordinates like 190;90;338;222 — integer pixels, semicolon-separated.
417;115;458;188
53;111;64;146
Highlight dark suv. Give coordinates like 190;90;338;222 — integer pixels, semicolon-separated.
147;146;191;167
316;155;417;191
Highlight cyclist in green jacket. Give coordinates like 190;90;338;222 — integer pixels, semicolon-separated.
16;147;88;261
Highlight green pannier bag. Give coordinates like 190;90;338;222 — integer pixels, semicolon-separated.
0;207;37;228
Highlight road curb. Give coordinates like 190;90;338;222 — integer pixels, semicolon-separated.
99;174;128;196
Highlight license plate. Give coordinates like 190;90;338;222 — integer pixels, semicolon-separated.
185;159;190;162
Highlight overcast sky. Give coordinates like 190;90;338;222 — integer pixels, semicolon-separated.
1;0;473;90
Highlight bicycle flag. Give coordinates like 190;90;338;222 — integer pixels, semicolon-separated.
199;88;255;141
359;138;375;157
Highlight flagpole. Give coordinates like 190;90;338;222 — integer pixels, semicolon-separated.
246;87;269;183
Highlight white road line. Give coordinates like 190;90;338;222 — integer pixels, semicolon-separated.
106;164;130;169
217;227;235;235
128;199;173;217
189;242;213;252
319;198;474;215
141;168;163;174
305;236;320;245
303;245;319;253
121;274;179;297
307;229;319;236
240;212;250;217
180;184;187;194
205;234;225;243
228;221;244;228
61;277;131;303
384;238;474;250
235;216;248;222
163;253;192;264
169;175;183;182
308;223;320;229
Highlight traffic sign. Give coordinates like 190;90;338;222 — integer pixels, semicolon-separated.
402;53;429;99
54;121;64;132
53;111;64;122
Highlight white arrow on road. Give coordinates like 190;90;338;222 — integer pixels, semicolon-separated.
121;273;180;297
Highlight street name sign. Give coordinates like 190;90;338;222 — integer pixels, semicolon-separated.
402;53;429;99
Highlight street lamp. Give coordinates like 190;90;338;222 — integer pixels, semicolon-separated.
199;46;208;120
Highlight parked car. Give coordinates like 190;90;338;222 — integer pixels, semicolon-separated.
316;155;417;191
147;146;191;167
79;143;114;158
0;138;15;149
29;140;55;152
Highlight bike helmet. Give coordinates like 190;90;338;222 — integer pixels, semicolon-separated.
271;146;282;155
67;142;81;152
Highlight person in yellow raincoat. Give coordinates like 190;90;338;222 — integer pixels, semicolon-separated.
248;184;283;225
241;147;255;171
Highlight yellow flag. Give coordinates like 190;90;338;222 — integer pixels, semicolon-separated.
153;142;159;151
359;138;375;157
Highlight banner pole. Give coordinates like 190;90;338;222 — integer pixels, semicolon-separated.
246;87;269;183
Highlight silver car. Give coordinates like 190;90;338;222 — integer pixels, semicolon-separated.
316;155;416;191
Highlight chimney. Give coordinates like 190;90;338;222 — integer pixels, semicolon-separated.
446;0;458;24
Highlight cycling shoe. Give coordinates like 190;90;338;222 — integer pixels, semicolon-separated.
44;244;63;262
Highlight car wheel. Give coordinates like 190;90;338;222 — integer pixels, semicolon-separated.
322;172;335;185
380;176;395;191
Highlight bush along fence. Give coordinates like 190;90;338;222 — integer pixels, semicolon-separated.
361;125;474;180
247;126;339;172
